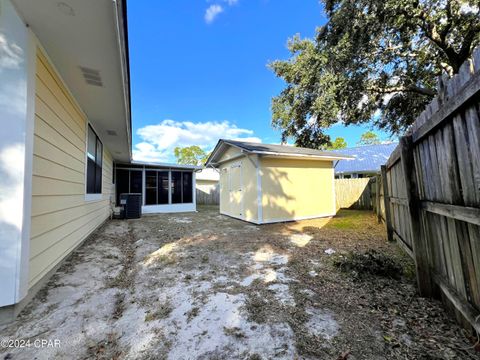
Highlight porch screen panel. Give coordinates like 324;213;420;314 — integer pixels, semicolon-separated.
157;171;169;204
130;171;142;193
182;172;193;203
145;171;157;205
116;169;129;205
171;171;182;204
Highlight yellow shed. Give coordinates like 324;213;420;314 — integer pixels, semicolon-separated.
205;140;352;224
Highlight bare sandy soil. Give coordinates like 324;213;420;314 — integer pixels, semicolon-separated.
0;207;477;360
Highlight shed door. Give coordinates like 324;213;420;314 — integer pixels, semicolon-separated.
229;163;243;218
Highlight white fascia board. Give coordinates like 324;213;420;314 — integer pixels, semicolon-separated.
256;152;354;161
130;161;201;170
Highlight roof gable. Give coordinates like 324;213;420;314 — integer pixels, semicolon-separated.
206;139;353;166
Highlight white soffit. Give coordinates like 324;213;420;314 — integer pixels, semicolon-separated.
12;0;131;162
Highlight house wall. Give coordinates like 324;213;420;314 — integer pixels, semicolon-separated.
0;0;35;307
218;153;258;223
29;48;113;288
260;158;335;223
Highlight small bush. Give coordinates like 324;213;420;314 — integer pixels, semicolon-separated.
334;250;403;279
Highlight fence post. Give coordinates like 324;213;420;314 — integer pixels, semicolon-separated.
376;175;381;223
381;165;394;242
400;135;433;297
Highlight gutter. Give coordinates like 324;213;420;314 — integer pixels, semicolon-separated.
253;151;353;161
112;0;132;161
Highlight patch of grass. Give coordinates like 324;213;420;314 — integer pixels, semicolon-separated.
151;254;177;266
112;292;125;320
145;302;173;322
333;250;403;279
105;226;137;290
186;306;199;322
223;326;246;338
325;210;377;230
87;332;123;360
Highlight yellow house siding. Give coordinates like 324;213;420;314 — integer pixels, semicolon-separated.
29;48;113;288
221;146;242;162
260;157;335;222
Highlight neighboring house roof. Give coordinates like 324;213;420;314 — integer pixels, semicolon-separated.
196;168;220;181
332;143;398;174
206;139;353;165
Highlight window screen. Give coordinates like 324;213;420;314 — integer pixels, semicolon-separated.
86;125;102;194
171;171;182;204
182;172;193;203
171;171;193;204
116;169;129;205
130;171;142;193
157;171;169;204
145;171;157;205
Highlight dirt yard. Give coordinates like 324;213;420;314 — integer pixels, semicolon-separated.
1;207;478;360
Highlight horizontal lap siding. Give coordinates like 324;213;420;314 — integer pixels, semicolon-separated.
29;49;113;288
261;158;335;222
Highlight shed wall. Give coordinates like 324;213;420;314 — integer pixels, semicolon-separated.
29;48;113;288
260;158;335;222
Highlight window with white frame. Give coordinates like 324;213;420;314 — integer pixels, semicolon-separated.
86;124;103;194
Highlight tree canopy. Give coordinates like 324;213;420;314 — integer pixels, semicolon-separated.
326;137;348;149
173;146;209;166
357;131;381;146
270;0;480;148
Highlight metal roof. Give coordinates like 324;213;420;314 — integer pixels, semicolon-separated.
332;143;399;174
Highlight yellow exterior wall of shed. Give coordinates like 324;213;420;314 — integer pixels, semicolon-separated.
218;153;258;223
260;157;335;222
29;48;113;288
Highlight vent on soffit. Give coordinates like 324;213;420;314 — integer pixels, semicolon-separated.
79;66;103;87
106;130;117;136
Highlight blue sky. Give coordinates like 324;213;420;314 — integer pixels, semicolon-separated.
128;0;394;163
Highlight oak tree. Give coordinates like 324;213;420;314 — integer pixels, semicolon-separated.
270;0;480;148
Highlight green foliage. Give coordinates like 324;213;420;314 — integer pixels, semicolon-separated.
327;137;348;149
357;131;381;146
173;145;209;166
270;0;480;148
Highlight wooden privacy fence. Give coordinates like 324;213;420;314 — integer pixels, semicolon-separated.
382;48;480;332
335;177;386;223
196;183;220;205
335;178;374;210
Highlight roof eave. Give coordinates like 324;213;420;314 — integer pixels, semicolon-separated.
130;161;202;170
257;152;354;161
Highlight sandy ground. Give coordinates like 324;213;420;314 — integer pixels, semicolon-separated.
0;207;478;360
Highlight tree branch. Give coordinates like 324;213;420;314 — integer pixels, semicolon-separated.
367;85;436;97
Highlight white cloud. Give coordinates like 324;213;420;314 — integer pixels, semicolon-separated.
0;33;24;72
133;120;261;163
204;0;239;24
205;5;224;23
0;143;25;230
